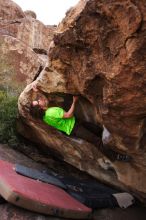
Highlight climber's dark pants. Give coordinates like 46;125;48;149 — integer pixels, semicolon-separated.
71;120;102;147
71;120;119;161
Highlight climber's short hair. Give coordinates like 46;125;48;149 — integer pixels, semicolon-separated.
30;102;45;119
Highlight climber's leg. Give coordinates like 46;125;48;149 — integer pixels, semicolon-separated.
99;143;132;162
71;121;102;146
81;121;103;137
71;121;132;162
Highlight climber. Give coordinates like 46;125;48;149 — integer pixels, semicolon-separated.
31;84;131;162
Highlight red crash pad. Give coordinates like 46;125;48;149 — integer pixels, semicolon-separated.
0;160;92;219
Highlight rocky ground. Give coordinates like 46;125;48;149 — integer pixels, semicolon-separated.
0;143;145;220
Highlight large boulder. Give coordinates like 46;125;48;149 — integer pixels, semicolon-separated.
0;0;25;21
0;35;43;94
18;0;146;201
24;10;37;19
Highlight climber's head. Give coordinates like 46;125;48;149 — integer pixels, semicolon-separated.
31;97;48;119
32;97;48;110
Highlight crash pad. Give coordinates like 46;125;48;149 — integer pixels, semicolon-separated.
0;160;92;219
15;163;133;209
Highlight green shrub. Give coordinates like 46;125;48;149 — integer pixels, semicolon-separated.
0;90;19;145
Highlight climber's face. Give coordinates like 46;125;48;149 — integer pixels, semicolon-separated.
32;97;48;109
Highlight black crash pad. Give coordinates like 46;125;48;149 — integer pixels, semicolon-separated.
15;164;67;190
60;176;119;209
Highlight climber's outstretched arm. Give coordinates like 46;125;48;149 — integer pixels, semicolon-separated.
63;96;78;118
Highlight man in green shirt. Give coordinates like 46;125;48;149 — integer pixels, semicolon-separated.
32;86;131;162
43;98;76;136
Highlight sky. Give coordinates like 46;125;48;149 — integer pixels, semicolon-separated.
13;0;79;25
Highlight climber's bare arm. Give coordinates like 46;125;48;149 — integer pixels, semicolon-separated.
63;96;78;118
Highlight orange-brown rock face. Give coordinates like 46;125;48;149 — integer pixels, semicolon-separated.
18;0;146;201
0;0;25;20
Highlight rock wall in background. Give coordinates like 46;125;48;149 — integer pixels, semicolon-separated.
0;0;56;94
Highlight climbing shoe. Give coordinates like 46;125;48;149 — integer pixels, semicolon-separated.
116;153;132;162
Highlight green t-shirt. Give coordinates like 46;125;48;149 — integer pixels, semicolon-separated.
43;107;75;135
